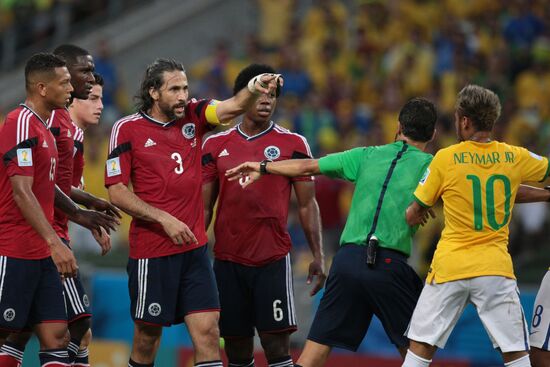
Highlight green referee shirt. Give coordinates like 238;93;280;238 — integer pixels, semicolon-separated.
318;141;433;256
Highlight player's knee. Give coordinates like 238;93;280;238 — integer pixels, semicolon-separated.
42;327;70;349
259;332;290;361
80;329;92;349
134;324;162;354
69;317;91;341
6;331;32;347
224;337;254;361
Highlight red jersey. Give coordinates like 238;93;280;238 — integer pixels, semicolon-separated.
48;108;74;241
72;124;85;189
202;122;313;266
105;99;215;259
0;105;58;259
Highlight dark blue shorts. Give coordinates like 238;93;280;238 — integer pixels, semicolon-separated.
127;245;220;326
214;254;297;338
0;256;67;331
61;238;91;323
308;244;423;351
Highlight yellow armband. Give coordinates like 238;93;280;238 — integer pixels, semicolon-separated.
205;99;230;126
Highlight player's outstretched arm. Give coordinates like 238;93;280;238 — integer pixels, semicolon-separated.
226;159;321;188
215;73;283;123
202;180;219;230
55;186;119;233
10;176;78;278
406;201;435;227
70;186;122;218
108;182;198;245
515;185;550;203
293;181;326;296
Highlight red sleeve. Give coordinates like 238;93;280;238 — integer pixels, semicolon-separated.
105;121;132;187
0;114;37;178
49;109;74;195
201;137;218;184
290;134;314;183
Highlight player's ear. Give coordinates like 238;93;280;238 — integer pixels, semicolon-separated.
430;128;437;142
37;81;48;97
149;87;159;101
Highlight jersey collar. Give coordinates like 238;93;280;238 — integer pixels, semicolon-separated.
140;111;176;127
20;103;48;127
236;121;274;141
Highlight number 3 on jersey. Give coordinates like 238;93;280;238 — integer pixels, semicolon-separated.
466;174;511;231
171;152;183;174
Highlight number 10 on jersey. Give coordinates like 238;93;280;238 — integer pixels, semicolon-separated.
466;174;511;231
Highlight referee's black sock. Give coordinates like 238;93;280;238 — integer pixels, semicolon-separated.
128;358;154;367
228;357;255;366
268;355;293;367
195;360;223;367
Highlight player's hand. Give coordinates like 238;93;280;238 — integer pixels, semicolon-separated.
419;208;436;226
88;197;122;219
92;227;111;256
307;258;327;296
159;212;198;245
226;162;261;188
249;73;284;95
73;207;120;234
50;239;78;278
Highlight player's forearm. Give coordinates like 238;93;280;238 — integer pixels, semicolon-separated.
55;185;81;218
515;185;550;203
216;88;258;123
70;186;96;207
298;200;324;260
265;159;321;177
108;183;167;224
405;201;429;226
12;183;59;245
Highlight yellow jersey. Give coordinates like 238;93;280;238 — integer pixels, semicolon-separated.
414;141;549;283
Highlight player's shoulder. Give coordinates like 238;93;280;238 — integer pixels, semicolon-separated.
72;123;84;143
3;106;26;125
271;123;311;146
47;107;71;129
202;127;237;149
111;113;142;133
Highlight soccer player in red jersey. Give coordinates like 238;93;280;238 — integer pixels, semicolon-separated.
0;53;77;367
202;64;326;367
105;58;280;367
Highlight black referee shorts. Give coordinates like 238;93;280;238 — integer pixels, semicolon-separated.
308;244;423;351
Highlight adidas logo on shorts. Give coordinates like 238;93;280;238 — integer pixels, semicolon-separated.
144;138;157;148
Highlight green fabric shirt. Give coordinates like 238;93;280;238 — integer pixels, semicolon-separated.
318;141;433;256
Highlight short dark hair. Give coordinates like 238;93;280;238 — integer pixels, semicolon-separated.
455;84;501;132
398;97;437;142
25;52;66;91
53;44;90;66
135;58;185;112
92;72;104;86
233;63;280;97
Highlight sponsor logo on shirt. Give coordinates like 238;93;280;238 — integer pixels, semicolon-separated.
218;149;229;157
529;151;543;161
17;148;33;167
264;145;280;160
182;123;195;139
419;168;430;185
106;157;122;177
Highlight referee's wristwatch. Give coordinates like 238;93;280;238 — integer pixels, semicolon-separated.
260;159;272;175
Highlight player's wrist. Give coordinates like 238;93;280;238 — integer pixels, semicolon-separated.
260;159;272;175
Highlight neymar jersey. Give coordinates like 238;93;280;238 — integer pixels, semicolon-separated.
319;141;433;256
414;140;549;283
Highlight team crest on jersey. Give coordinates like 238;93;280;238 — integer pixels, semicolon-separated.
182;123;195;139
419;168;430;185
83;294;90;308
16;148;33;167
264;145;281;160
106;157;121;177
148;303;162;317
3;308;15;322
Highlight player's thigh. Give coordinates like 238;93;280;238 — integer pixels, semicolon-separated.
406;279;469;349
530;271;550;351
470;276;529;353
177;246;220;321
28;257;68;328
0;256;42;332
127;256;178;326
307;245;374;352
213;259;254;338
254;254;297;335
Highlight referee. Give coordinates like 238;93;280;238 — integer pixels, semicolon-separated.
225;97;437;366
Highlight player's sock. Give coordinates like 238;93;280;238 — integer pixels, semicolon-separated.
504;354;531;367
67;338;80;363
402;349;431;367
73;347;90;366
268;355;293;367
128;358;154;367
0;341;25;366
39;348;70;366
195;361;223;367
228;358;255;367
